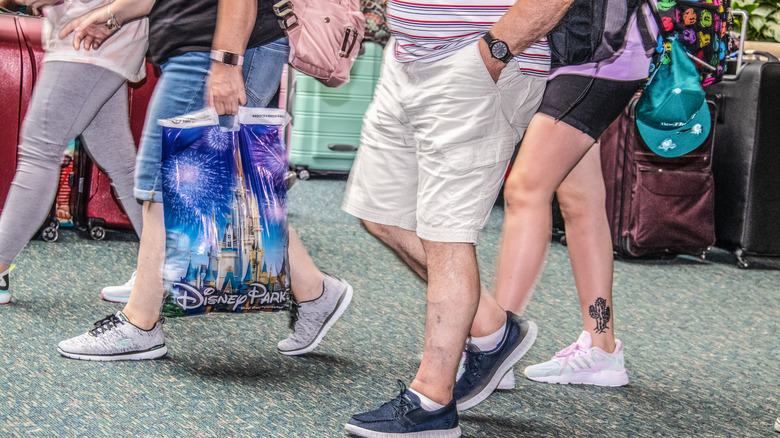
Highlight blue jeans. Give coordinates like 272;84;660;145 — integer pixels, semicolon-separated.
133;38;290;202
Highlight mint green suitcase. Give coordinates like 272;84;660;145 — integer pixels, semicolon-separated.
286;42;383;179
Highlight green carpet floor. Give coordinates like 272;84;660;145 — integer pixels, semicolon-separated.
0;177;777;437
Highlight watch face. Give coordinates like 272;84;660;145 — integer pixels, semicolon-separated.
491;41;509;59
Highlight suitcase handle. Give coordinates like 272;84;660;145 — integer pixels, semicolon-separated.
725;10;749;80
328;144;358;152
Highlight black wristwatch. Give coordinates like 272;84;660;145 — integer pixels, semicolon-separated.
482;31;514;64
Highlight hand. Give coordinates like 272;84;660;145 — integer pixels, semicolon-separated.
58;6;118;51
478;38;506;83
207;62;247;116
15;0;61;8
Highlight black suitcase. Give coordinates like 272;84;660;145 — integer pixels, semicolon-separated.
599;97;717;259
705;56;780;269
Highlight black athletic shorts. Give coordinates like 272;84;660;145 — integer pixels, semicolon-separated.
537;74;646;140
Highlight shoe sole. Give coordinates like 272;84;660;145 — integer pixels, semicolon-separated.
344;423;461;438
496;368;515;390
456;320;538;412
524;368;629;387
0;295;9;304
278;281;354;356
57;345;168;361
775;418;780;433
100;291;130;304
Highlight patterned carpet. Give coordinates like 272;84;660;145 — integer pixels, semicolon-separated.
0;177;777;437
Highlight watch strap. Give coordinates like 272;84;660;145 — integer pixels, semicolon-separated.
210;50;244;67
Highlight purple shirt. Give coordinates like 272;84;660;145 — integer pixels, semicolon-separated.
549;4;658;81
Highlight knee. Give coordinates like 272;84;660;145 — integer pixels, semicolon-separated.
556;188;605;225
502;173;547;213
16;141;62;170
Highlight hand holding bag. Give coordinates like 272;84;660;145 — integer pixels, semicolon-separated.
274;0;365;87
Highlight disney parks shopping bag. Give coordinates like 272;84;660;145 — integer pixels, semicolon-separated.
158;107;292;317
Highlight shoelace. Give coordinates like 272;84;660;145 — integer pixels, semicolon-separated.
388;380;415;416
465;346;486;374
287;300;300;330
89;314;124;337
553;341;589;368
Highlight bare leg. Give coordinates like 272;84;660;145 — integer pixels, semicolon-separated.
361;220;483;404
556;144;616;353
410;240;480;405
470;115;594;331
287;226;325;302
362;219;505;339
122;201;165;330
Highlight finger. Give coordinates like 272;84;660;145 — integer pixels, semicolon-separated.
82;35;94;51
71;29;83;50
238;94;247;107
214;99;225;116
59;20;79;39
92;40;101;50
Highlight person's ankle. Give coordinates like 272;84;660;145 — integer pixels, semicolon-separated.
410;379;453;407
121;308;158;331
590;334;617;354
291;273;326;303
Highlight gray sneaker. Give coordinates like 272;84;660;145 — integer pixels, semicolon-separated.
58;311;167;361
277;275;353;356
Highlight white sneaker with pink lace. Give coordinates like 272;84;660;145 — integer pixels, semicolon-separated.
523;331;628;387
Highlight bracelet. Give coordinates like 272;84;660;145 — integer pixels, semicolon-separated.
106;3;121;30
210;50;244;67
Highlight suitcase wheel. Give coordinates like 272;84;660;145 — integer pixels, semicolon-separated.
734;248;750;269
89;225;106;241
40;224;59;243
296;168;311;181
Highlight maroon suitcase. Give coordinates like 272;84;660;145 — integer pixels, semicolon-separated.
0;12;43;211
599;96;717;258
68;62;160;240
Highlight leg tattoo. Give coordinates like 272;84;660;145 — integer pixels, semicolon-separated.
588;297;610;334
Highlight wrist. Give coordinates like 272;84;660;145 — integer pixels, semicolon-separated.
210;50;244;67
105;2;122;30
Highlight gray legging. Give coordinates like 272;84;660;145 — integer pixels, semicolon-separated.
0;61;143;265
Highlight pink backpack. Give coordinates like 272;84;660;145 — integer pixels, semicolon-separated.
274;0;366;87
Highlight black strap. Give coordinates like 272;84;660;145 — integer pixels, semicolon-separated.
636;4;657;52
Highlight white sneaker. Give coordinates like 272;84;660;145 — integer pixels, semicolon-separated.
524;331;628;387
774;417;780;433
0;266;10;305
100;271;136;303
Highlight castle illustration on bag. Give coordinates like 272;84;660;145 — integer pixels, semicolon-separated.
165;163;290;316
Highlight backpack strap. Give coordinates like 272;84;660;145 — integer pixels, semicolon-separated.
637;1;663;52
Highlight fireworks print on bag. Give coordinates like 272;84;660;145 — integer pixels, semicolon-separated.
159;109;290;317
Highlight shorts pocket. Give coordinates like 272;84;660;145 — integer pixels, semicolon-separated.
440;134;516;172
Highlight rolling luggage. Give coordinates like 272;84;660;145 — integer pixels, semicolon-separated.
704;54;780;268
0;12;43;210
68;62;159;241
69;138;135;240
286;41;383;179
599;97;717;258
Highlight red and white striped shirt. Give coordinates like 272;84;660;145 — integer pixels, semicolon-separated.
387;0;550;76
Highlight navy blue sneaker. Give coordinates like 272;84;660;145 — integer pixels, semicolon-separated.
345;381;461;437
454;311;537;411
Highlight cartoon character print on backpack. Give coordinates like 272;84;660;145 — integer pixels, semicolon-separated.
655;0;731;86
